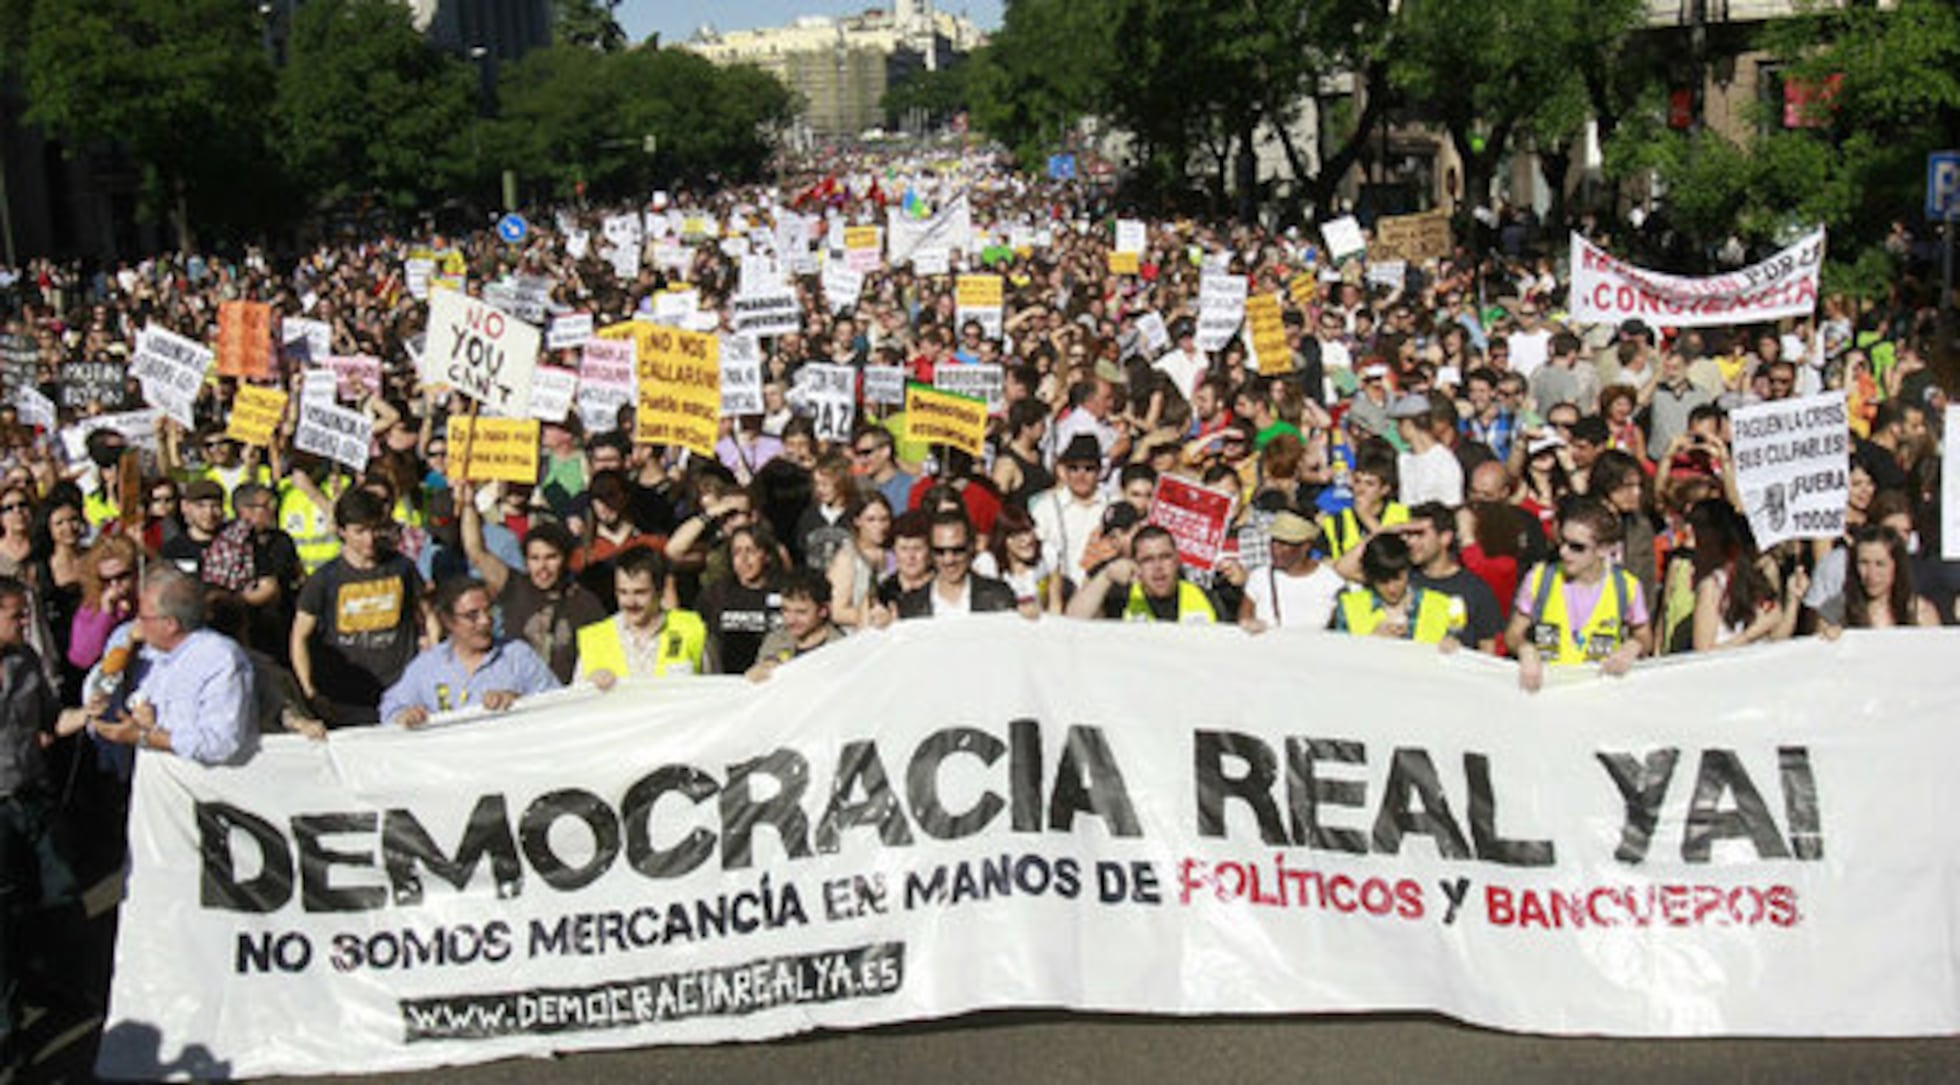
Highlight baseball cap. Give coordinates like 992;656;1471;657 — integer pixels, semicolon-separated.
183;479;225;504
1386;393;1431;420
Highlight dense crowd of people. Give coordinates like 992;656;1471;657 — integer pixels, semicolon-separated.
0;147;1950;1069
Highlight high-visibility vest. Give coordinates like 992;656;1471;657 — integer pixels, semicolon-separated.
1336;586;1454;643
279;479;344;575
199;463;272;517
83;487;121;530
1320;502;1409;559
1524;561;1639;665
1123;581;1216;624
575;610;708;681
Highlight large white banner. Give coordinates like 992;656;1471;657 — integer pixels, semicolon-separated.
1568;229;1825;327
99;623;1960;1080
887;194;972;265
1730;391;1850;547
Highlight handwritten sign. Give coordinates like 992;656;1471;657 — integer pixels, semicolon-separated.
427;288;539;416
1730;391;1849;548
1148;476;1239;573
1321;215;1366;263
281;316;332;364
226;386;288;447
933;363;1004;415
217;301;274;379
633;325;720;456
863;366;906;406
1115;219;1147;254
577;337;636;434
57;361;128;410
546;313;594;353
796;363;856;443
1245;294;1290;376
1372;209;1453;263
1197;272;1247;353
844;226;881;273
448;416;540;484
528;367;577;425
132;324;213;428
822;263;864;313
955;274;1004;340
903;384;985;457
294;399;371;473
732;289;801;339
1108;251;1141;276
323;355;381;400
719;334;764;416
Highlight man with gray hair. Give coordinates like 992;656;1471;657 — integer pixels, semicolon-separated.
83;568;254;765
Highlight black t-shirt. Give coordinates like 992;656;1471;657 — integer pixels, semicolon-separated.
498;576;607;684
160;532;213;576
700;579;782;674
1412;566;1504;647
247;527;304;663
295;554;423;726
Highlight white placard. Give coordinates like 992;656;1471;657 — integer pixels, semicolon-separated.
546;313;594;353
1366;261;1408;290
527;367;577;424
294;398;371;473
1197;273;1248;353
823;263;864;313
1943;407;1960;561
426;288;540;417
59;408;159;464
794;362;856;442
1138;312;1170;352
577;338;636;434
282;316;332;363
719;335;764;416
933;363;1005;415
863;365;906;406
912;248;950;276
732;290;802;339
1115;219;1147;254
1322;215;1366;262
301;370;338;409
404;259;434;300
1730;391;1850;548
13;386;54;431
131;324;213;429
652;291;699;327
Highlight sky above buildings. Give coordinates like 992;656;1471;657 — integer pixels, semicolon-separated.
618;0;1003;47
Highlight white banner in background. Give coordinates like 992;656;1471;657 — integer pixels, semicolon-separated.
99;623;1960;1080
1568;229;1825;327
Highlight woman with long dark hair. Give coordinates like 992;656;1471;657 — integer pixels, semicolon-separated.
1842;524;1939;629
1685;499;1794;651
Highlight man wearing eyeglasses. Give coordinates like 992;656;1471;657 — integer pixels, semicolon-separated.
379;579;558;729
1506;499;1652;692
86;568;253;763
896;512;1019;619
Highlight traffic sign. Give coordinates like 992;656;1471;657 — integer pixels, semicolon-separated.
1927;151;1960;220
497;212;529;244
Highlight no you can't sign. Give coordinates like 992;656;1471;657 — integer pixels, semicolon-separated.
426;288;541;416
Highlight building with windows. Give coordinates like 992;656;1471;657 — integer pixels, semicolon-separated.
685;1;985;142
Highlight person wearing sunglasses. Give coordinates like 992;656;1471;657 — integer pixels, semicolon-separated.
1507;498;1653;692
0;484;32;577
896;511;1020;619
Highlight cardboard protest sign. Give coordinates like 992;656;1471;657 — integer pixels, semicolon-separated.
795;363;856;443
822;262;864;313
1568;228;1825;328
633;325;720;456
294;399;370;473
933;363;1004;415
1244;294;1290;377
1107;251;1141;276
1321;215;1366;263
60;409;158;463
844;226;882;273
719;335;764;416
1730;391;1850;548
281;316;332;364
955;274;1004;340
903;384;986;457
57;360;130;410
1115;219;1147;254
1137;311;1170;352
546;313;594;353
403;258;434;300
912;247;951;276
447;416;541;484
426;288;540;417
1371;209;1453;263
132;324;213;429
527;367;577;424
577;337;636;434
1148;475;1239;572
1197;272;1247;353
862;365;906;406
12;386;54;432
732;289;801;338
652;291;699;326
226;385;288;447
217;301;274;379
323;355;381;400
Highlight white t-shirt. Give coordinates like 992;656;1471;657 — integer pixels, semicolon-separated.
1398;444;1464;508
1245;563;1345;630
1153;347;1207;405
929;578;973;617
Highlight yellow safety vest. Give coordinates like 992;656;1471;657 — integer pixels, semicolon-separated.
199;463;273;517
1320;502;1409;559
1336;586;1454;643
83;487;121;530
575;610;708;681
279;478;344;575
1524;562;1639;665
1123;581;1216;624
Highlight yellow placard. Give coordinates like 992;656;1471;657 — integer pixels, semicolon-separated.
440;251;469;276
903;385;986;457
955;274;1003;309
447;416;540;484
226;385;288;447
1246;294;1291;376
1289;273;1317;307
633;325;721;457
1108;251;1141;276
844;226;879;252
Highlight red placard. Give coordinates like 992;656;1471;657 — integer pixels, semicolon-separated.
1146;476;1238;572
217;301;274;379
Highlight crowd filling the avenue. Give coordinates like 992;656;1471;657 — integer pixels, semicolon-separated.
0;149;1950;1068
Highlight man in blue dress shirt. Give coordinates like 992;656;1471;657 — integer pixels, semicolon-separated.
379;579;559;729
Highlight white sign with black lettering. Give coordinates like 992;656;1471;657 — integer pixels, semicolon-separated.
863;366;906;406
1322;215;1366;263
528;367;577;424
719;335;764;416
426;288;540;417
732;289;801;339
912;248;950;276
1197;273;1247;353
794;363;856;442
282;317;332;364
294;399;371;473
545;313;594;353
1138;311;1170;352
131;324;213;429
1730;391;1850;548
822;263;864;313
404;258;433;300
13;386;54;431
934;363;1004;414
1115;219;1147;254
652;291;698;327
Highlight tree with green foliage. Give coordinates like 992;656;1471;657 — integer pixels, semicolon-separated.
274;0;479;213
555;0;627;53
967;0;1115;169
22;0;282;248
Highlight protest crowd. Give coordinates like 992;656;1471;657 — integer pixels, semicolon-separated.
0;146;1950;1067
